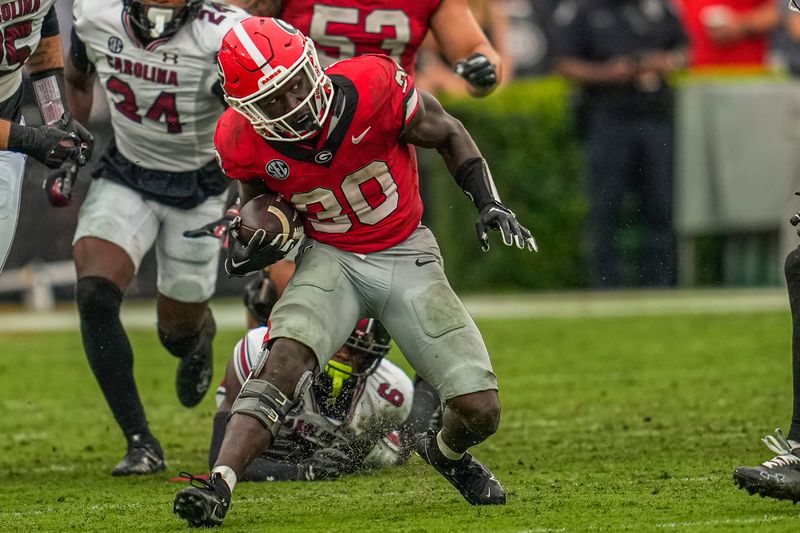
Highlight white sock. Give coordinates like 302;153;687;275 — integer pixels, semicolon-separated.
211;465;238;493
436;431;464;461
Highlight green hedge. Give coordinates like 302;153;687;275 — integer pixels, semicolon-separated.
423;77;587;292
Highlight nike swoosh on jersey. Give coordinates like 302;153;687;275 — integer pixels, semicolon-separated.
351;126;371;144
415;258;439;267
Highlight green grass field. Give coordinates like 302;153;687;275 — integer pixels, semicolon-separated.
1;307;799;531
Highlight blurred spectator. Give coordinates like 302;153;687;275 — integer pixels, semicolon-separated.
676;0;779;68
552;0;687;288
505;0;558;78
776;0;800;74
415;0;513;94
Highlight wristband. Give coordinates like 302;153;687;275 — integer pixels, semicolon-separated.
30;68;67;126
454;157;501;211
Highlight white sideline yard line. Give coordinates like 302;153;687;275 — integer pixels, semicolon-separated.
0;288;789;333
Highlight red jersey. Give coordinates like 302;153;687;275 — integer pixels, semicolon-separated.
215;55;423;254
677;0;771;67
279;0;443;75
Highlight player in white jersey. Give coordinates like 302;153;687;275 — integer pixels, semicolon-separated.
0;0;93;271
208;273;413;481
64;0;248;476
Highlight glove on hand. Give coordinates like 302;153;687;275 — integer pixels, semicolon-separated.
476;202;538;252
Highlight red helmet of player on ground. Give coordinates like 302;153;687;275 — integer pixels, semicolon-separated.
217;17;333;142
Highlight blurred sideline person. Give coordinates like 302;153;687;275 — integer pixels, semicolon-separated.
65;0;248;475
733;202;800;501
778;0;800;75
173;17;537;527
208;272;413;481
552;0;687;288
187;0;504;459
0;0;94;271
675;0;778;69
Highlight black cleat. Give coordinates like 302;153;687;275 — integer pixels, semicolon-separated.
734;428;800;503
111;434;165;476
174;472;231;528
415;430;506;505
176;314;216;408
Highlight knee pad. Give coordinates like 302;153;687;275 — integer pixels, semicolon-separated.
159;309;216;359
230;371;313;438
75;276;123;316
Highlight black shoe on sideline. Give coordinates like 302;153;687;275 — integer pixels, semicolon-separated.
734;428;800;503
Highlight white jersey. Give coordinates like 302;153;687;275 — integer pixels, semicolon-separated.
73;0;248;171
0;0;58;103
219;326;414;467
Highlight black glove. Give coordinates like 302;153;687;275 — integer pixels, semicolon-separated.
8;122;82;169
43;161;79;207
454;53;498;91
224;217;290;277
476;202;538;253
183;197;241;248
58;112;94;165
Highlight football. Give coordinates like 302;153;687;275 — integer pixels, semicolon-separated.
236;193;304;255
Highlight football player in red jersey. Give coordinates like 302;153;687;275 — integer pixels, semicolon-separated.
182;0;503;460
173;17;535;527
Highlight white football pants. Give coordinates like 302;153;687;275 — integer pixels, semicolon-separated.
0;149;26;272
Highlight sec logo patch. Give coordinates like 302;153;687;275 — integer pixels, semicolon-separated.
108;36;124;54
266;159;290;180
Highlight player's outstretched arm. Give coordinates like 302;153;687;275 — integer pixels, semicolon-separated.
430;0;501;97
0;114;90;169
400;90;537;252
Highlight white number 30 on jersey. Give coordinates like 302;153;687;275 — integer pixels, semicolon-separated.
290;161;399;233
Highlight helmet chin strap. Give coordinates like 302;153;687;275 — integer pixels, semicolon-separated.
324;360;354;401
146;7;175;38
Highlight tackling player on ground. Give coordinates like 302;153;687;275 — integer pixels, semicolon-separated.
65;0;248;476
173;17;536;527
207;272;412;481
0;0;93;271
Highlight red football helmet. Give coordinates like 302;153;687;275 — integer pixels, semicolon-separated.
217;17;333;142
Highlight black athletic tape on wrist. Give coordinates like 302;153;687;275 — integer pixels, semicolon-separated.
7;123;38;153
29;68;67;126
454;157;501;211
